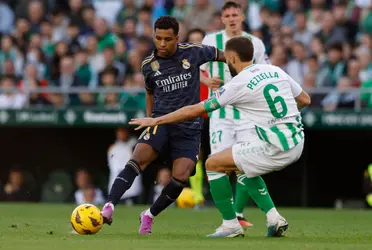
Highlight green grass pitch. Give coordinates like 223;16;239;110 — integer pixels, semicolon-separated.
1;203;372;250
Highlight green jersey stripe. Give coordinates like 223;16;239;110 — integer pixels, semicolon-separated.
255;125;270;143
208;57;214;118
286;123;299;146
270;126;290;151
216;33;226;119
233;107;240;119
295;116;304;139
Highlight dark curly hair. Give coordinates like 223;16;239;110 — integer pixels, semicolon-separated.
154;16;179;35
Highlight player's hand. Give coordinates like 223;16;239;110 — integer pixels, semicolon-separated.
129;117;157;130
207;76;223;90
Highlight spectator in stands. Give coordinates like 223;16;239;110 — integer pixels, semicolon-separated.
317;43;346;87
184;0;216;30
94;18;117;52
286;41;308;86
293;10;313;49
170;0;190;21
99;46;126;85
74;169;105;205
18;63;51;106
0;0;14;34
116;0;138;26
2;167;31;202
322;77;356;111
0;75;27;109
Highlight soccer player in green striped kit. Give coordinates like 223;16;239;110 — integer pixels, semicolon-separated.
200;1;271;228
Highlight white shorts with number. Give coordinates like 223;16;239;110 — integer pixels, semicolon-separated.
209;118;256;155
232;139;304;178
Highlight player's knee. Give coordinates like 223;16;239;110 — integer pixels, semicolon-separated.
132;144;158;171
173;164;194;182
206;157;224;172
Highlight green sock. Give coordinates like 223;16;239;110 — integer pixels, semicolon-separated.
208;172;236;220
234;174;251;215
243;176;275;213
189;160;204;203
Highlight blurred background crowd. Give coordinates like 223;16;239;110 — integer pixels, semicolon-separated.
0;0;371;111
0;0;372;205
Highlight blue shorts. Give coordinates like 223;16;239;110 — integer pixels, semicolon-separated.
137;124;201;163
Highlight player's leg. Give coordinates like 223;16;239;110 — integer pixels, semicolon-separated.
207;119;252;230
102;126;167;225
204;147;244;237
232;140;304;237
233;128;258;227
139;127;200;234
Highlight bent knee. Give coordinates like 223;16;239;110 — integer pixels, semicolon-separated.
173;164;194;182
206;157;224;172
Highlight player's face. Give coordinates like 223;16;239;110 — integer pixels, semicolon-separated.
225;50;238;77
154;28;179;57
221;7;245;34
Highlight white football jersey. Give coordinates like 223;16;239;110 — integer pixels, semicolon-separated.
200;30;270;120
203;64;305;151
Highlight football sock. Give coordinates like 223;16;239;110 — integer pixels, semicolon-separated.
234;173;251;217
107;159;141;206
150;177;186;216
189;160;204;204
266;207;280;225
207;171;236;221
243;176;275;214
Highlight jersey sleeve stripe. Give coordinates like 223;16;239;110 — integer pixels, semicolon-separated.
179;43;203;49
141;55;154;67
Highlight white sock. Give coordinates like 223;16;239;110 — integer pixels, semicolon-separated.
222;218;240;228
236;212;244;218
266;207;280;224
145;208;154;218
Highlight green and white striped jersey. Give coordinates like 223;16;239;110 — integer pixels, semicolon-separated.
203;64;304;152
200;30;270;120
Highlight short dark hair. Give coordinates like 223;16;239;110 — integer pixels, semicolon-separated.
186;28;206;42
222;1;242;11
327;43;343;53
154;16;179;35
225;36;254;62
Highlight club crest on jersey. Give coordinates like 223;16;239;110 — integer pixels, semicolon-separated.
151;61;160;72
182;59;191;69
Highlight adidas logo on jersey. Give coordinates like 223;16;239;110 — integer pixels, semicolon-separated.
154;71;162;76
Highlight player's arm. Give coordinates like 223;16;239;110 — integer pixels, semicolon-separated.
254;39;271;64
200;70;223;90
287;71;311;110
130;86;236;130
145;90;154;117
216;49;226;62
295;91;311;110
142;64;154;117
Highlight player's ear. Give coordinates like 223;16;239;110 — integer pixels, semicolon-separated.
175;35;179;43
240;12;246;22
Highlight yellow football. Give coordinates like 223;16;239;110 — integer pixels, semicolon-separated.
70;204;103;235
176;188;196;208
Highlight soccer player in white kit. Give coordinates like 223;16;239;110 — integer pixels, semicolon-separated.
200;1;270;228
130;36;311;238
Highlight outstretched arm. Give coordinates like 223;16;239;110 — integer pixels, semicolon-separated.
216;49;226;62
130;103;207;130
145;90;154;117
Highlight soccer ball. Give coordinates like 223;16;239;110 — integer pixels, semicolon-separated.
70;204;103;235
176;188;196;208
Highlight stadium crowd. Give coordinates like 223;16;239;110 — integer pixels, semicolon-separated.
0;0;371;111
